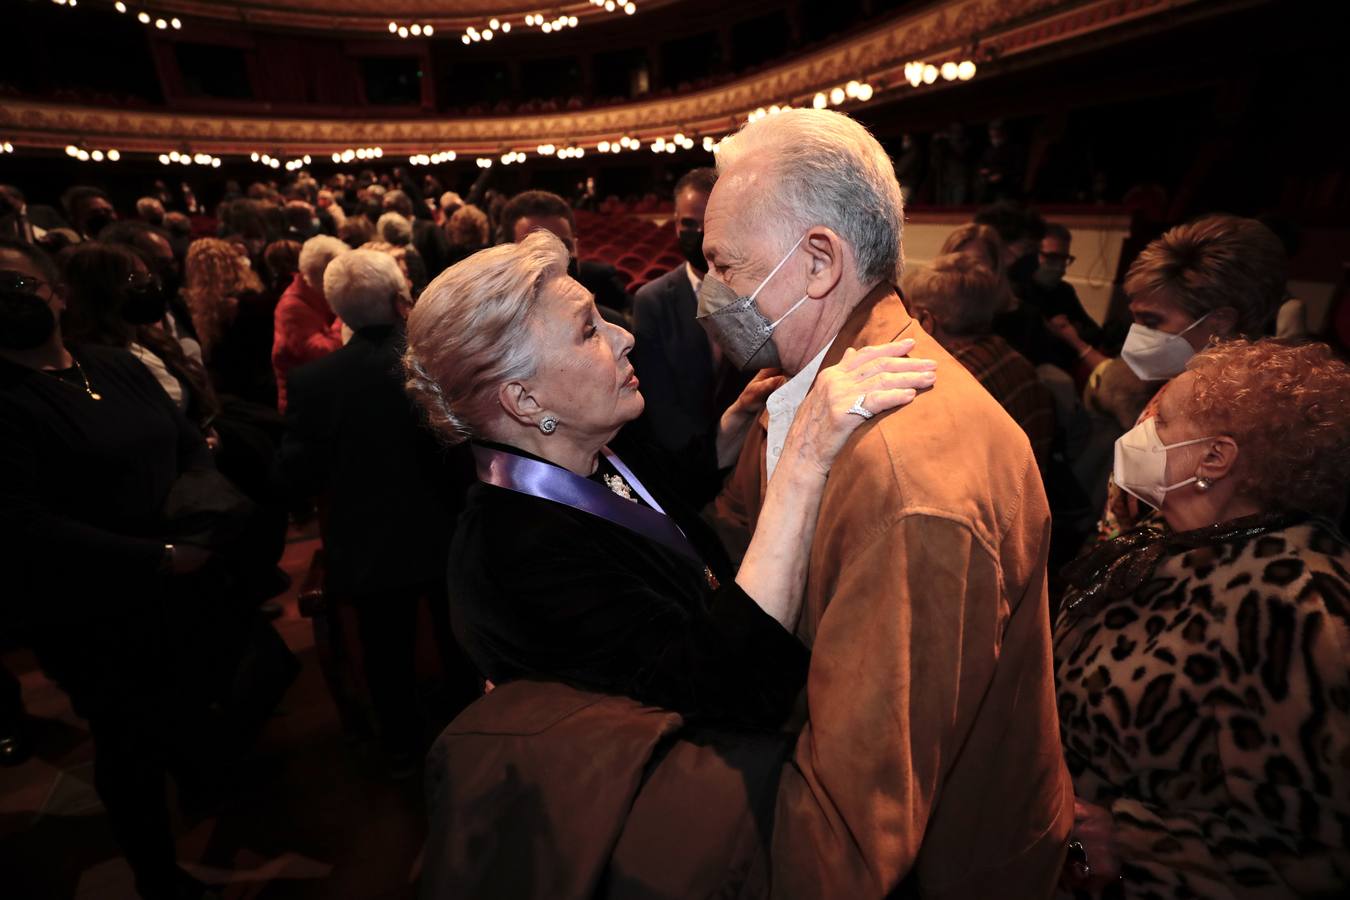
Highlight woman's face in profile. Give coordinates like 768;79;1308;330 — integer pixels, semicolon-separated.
526;274;643;441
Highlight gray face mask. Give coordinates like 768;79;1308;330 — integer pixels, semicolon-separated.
696;233;810;370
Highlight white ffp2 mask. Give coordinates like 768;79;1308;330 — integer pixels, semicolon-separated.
1113;417;1216;509
1120;313;1210;381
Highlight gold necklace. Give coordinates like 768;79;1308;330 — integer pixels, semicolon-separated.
44;357;102;401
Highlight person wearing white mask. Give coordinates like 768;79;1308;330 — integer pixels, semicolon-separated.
1086;214;1288;541
1054;337;1350;899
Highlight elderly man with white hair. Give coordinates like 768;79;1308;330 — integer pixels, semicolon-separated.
708;108;1073;898
271;234;348;412
282;249;478;770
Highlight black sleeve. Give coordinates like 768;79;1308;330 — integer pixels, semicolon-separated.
0;416;164;623
454;504;808;729
278;366;330;502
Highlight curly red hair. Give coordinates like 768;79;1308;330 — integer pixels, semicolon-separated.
1182;339;1350;517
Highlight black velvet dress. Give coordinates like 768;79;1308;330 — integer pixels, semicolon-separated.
447;424;809;729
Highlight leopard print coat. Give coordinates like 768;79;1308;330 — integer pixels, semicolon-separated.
1054;520;1350;898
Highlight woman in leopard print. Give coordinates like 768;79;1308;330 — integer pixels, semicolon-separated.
1055;339;1350;899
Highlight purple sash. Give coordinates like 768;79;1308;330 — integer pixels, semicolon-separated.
472;445;703;565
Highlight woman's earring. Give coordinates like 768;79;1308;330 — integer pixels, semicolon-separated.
539;415;558;434
1195;475;1212;492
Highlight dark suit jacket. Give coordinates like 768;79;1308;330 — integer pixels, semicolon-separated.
629;265;750;456
281;323;473;596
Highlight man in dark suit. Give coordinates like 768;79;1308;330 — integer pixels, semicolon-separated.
629;168;752;457
281;248;477;770
499;190;632;319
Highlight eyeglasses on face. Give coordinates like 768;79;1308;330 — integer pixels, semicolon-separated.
0;269;54;295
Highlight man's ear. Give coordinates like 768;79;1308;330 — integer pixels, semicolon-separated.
803;227;845;300
1196;435;1240;482
497;380;543;427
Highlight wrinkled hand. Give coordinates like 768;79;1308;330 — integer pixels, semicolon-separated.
728;368;787;420
1062;798;1122;891
1048;314;1086;350
716;368;789;468
785;339;936;477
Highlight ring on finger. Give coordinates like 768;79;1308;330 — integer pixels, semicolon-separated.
846;393;873;420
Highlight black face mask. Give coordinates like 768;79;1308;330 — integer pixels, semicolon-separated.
0;289;57;350
83;211;115;239
677;228;707;273
121;278;168;325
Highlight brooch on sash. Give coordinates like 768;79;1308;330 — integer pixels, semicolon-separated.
603;473;637;502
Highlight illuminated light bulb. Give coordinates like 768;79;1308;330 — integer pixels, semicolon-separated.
398;26;409;37
410;24;421;36
941;61;957;81
483;29;493;40
625;2;636;13
576;147;585;157
250;152;259;162
500;22;509;32
169;150;182;162
90;150;103;162
389;22;398;33
212;157;221;167
442;150;450;160
159;153;170;164
812;92;827;109
845;80;861;98
462;35;470;44
856;83;873;102
331;152;341;162
424;24;433;35
179;156;190;166
525;15;533;25
653;137;665;150
490;18;500;29
673;132;685;143
665;144;676;154
269;158;280;168
597;140;610;152
77;150;90;161
703;136;714;150
138;12;149;23
754;107;766;118
541;22;551;32
472;30;482;39
302;154;311;164
631;139;641;150
115;1;126;11
605;1;615;11
65;144;79;157
922;64;938;84
356;148;367;159
341;150;355;162
171;17;181;30
957;60;976;80
568;16;578;26
829;87;845;105
155;18;167;30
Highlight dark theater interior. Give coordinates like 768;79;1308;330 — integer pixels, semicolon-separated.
1;1;1347;898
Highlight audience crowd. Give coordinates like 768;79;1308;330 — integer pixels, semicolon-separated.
1;106;1348;900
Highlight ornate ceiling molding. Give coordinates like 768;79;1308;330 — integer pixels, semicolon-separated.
149;0;683;33
1;0;1215;158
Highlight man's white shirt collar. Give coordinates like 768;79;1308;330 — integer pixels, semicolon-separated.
764;338;836;480
685;261;704;295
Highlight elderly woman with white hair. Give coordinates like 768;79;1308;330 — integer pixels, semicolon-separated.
283;249;478;769
271;234;348;412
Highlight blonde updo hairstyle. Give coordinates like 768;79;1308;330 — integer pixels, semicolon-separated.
403;230;569;445
1182;338;1350;518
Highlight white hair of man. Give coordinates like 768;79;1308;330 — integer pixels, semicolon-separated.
377;211;413;247
323;248;410;330
403;230;569;445
715;108;904;285
298;235;350;291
